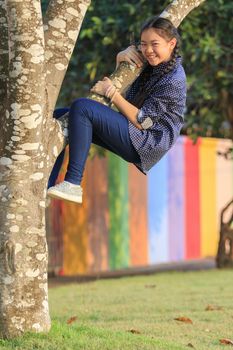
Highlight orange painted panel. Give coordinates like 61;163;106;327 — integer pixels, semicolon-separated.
57;146;89;275
85;156;109;273
62;174;89;275
57;146;69;182
128;164;148;266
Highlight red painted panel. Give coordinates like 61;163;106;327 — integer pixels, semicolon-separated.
128;164;148;266
184;137;201;259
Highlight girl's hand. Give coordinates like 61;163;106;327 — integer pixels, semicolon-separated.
91;77;113;96
116;45;144;68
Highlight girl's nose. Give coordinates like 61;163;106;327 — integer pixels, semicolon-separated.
145;44;154;54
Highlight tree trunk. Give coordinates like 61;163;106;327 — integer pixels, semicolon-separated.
0;0;205;339
220;89;233;138
0;0;90;339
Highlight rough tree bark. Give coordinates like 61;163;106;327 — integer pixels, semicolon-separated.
0;0;90;338
0;0;205;339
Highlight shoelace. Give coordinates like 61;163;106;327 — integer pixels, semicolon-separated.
61;182;82;193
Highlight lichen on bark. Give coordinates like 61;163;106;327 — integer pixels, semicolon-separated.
0;0;91;339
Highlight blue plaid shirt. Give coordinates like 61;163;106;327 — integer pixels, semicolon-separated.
126;56;186;174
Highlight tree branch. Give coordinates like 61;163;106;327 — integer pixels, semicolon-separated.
88;62;141;106
160;0;206;27
44;0;91;115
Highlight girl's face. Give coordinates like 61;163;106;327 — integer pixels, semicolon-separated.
139;28;177;66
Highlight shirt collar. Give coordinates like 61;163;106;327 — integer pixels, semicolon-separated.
150;56;182;76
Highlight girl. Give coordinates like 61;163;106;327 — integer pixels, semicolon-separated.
47;16;187;203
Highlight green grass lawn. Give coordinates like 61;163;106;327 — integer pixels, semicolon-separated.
0;269;233;350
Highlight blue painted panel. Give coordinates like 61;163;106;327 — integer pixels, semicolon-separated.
148;154;169;263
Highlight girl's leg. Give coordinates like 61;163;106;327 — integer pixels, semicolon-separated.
48;107;70;188
65;97;140;185
47;149;65;188
47;98;140;203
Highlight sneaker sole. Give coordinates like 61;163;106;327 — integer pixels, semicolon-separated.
47;190;82;204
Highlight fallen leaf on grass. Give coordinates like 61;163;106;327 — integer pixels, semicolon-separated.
144;284;156;288
219;338;233;345
127;328;141;334
205;304;223;311
66;316;78;324
174;316;193;324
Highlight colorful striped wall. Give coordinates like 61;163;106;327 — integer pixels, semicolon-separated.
47;136;233;276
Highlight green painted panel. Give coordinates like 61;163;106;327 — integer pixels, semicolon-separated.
108;152;129;270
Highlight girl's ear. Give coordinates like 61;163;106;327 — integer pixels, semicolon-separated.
169;38;177;50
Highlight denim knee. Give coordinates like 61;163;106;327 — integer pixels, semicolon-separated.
71;97;93;113
70;97;99;124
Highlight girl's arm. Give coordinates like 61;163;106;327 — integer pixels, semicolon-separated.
111;90;143;130
91;77;142;130
116;45;144;69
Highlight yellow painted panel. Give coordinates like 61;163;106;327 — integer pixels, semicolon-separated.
199;138;218;257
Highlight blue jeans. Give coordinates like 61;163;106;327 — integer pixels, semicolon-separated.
48;98;140;186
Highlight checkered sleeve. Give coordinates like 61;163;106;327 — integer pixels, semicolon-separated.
137;80;185;130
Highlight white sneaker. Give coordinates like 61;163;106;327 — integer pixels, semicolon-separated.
47;181;83;203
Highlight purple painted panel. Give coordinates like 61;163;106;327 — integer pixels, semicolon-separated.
167;136;185;261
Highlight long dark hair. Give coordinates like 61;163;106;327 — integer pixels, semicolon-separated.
130;17;181;108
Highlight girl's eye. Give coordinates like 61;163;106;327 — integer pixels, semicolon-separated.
139;43;146;49
138;43;158;50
